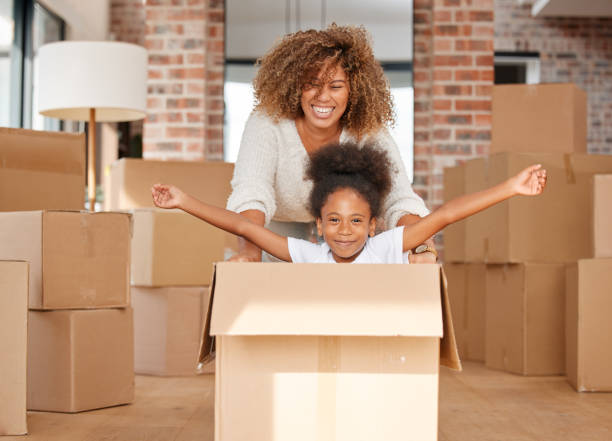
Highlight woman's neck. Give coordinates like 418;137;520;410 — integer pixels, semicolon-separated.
295;117;342;156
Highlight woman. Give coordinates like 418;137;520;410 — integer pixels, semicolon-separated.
226;24;437;263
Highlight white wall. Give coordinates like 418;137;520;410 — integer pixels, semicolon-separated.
227;0;413;62
39;0;110;40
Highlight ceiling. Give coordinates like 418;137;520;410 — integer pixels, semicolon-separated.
532;0;612;17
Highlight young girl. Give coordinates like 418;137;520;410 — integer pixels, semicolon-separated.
151;143;547;264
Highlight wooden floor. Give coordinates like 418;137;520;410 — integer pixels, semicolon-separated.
6;361;612;441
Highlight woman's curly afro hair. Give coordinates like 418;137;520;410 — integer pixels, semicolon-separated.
253;24;395;139
306;142;394;219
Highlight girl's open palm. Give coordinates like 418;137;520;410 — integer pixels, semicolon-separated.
152;184;184;209
512;164;547;196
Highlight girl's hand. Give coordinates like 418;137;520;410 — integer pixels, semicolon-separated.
151;184;185;209
510;164;547;196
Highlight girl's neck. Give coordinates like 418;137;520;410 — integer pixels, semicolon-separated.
295;117;342;156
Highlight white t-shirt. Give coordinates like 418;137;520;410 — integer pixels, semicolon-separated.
288;227;409;264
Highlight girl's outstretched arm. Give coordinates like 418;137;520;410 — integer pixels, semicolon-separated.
152;184;292;262
401;164;547;252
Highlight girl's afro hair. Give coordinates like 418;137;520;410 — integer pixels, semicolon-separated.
305;142;394;219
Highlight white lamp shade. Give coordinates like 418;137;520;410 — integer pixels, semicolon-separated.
38;41;147;122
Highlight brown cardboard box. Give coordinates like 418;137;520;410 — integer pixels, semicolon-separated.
443;158;487;262
466;152;612;263
486;263;566;376
200;263;460;441
443;263;486;362
0;210;131;309
27;308;134;412
131;209;225;286
492;83;587;154
106;158;234;211
0;127;85;211
592;175;612;258
0;260;28;435
566;259;612;391
133;285;212;376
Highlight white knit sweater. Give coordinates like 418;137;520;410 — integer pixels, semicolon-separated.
226;111;430;229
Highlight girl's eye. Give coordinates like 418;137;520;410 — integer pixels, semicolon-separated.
329;218;339;223
352;219;362;224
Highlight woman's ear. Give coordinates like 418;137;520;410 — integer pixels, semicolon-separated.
316;218;323;237
368;217;376;237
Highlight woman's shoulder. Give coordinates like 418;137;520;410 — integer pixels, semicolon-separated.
342;126;394;148
247;109;294;131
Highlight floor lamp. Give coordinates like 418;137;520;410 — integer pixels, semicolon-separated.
37;41;147;211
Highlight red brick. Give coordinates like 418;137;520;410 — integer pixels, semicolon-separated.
475;114;492;126
166;127;204;138
475;85;493;96
433;99;452;110
454;69;479;81
434;10;452;22
434;69;452;81
456;129;491;140
434;39;452;52
476;55;494;66
433;84;473;96
434;55;473;66
149;54;183;65
167;98;203;109
433;114;473;125
455;99;491;111
469;10;493;22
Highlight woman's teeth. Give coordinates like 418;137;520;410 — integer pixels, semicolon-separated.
313;105;333;114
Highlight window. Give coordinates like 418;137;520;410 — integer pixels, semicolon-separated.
224;0;415;181
494;51;540;85
0;0;64;129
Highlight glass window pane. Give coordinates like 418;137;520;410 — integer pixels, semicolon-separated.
0;0;14;127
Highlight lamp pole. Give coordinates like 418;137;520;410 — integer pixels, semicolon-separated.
88;108;96;212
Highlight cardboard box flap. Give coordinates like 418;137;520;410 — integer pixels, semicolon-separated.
209;262;444;338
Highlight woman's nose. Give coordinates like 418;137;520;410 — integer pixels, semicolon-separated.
315;86;331;101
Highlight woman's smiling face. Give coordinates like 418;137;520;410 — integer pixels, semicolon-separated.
300;64;349;132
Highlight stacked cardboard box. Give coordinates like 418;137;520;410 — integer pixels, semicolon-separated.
0;260;28;435
106;158;234;376
0;129;134;418
444;84;612;382
565;174;612;391
0;210;134;412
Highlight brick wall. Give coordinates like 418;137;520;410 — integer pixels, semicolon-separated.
495;0;612;154
413;0;495;212
142;0;224;160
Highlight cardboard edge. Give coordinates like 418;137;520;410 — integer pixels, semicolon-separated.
439;266;462;371
198;263;217;366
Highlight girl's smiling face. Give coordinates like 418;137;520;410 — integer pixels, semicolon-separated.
316;187;376;263
300;64;349;132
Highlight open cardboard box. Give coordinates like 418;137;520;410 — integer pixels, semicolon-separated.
199;263;460;441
